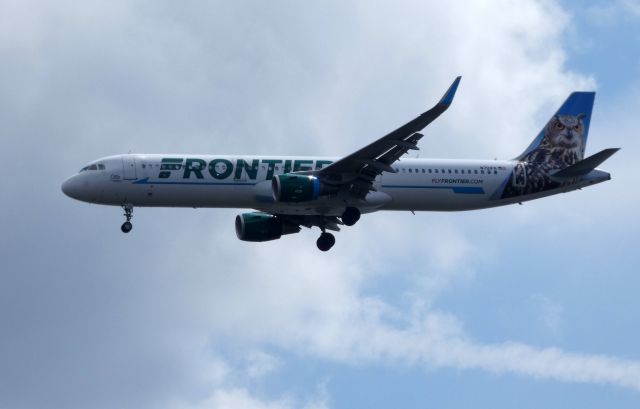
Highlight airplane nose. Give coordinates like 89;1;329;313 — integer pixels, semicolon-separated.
61;176;79;199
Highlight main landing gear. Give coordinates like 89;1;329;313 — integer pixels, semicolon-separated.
341;206;360;226
315;207;360;251
121;204;133;233
316;231;336;252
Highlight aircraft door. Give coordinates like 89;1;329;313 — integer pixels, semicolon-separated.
512;162;526;188
122;156;138;180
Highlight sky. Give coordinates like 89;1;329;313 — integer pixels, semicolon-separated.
1;0;639;408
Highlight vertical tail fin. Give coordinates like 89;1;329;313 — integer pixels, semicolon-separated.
516;92;595;164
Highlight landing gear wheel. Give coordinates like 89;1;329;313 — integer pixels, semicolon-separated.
121;204;134;233
316;232;336;252
341;207;361;226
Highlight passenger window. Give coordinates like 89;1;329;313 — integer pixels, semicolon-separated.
494;170;498;174
481;170;485;174
428;169;432;173
447;169;451;173
421;169;425;173
441;169;445;173
474;170;478;174
454;169;458;174
434;169;438;173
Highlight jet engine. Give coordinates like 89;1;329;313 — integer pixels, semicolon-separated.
272;174;325;202
235;212;300;242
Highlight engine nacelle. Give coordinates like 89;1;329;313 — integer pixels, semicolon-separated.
272;174;322;202
235;212;300;242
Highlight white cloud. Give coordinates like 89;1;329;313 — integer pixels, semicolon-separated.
245;351;282;379
190;237;640;391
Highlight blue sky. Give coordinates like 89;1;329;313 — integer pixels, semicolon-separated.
1;1;639;408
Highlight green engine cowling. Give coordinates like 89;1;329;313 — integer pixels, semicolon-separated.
235;212;300;242
272;174;322;202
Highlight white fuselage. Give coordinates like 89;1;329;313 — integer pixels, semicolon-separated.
61;154;611;215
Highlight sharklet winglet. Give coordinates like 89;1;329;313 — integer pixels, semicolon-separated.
438;76;462;106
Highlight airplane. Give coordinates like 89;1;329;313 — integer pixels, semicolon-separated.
62;77;619;251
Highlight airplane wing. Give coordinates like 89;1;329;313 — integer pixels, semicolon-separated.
316;76;461;198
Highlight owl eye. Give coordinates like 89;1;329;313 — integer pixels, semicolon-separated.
555;122;565;130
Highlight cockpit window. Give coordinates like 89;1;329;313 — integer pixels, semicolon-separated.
98;164;105;170
79;164;100;172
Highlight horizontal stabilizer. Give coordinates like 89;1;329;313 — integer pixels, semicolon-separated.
550;148;620;181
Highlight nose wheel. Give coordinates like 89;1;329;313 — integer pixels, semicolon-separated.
121;221;132;233
316;232;335;251
121;204;133;233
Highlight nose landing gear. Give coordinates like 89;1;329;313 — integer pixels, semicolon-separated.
121;204;133;233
